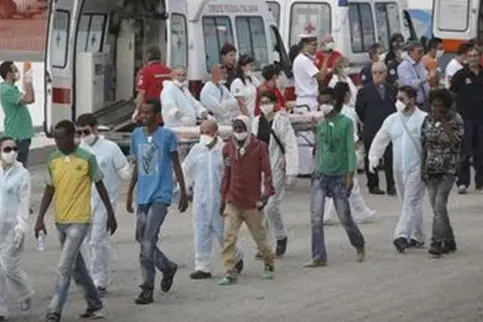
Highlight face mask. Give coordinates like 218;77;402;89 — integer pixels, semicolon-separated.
233;132;248;141
320;104;334;115
14;72;20;81
325;42;335;51
219;79;226;85
74;137;81;146
174;80;187;88
401;51;409;60
82;134;96;146
1;151;17;164
245;70;253;77
199;134;214;146
395;100;406;113
260;103;274;115
436;49;445;59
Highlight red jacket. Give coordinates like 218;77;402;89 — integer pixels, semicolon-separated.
221;135;275;209
254;83;285;116
314;50;342;86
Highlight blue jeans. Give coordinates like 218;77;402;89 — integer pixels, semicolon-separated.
310;173;365;261
48;223;102;316
15;139;31;168
427;174;456;242
136;202;177;291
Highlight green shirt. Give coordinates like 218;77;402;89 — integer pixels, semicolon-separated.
315;113;356;175
0;82;34;140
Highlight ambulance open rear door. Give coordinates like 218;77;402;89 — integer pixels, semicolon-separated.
432;0;476;40
44;0;84;136
165;0;188;68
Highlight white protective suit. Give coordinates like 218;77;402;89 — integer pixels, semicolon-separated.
324;105;376;224
252;112;299;242
0;162;34;316
368;108;427;242
200;81;240;125
81;137;131;289
161;80;207;127
182;139;243;273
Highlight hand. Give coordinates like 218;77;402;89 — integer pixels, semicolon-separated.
434;111;446;123
279;157;287;170
220;201;227;217
131;109;139;123
346;173;354;192
34;220;46;239
14;226;25;250
126;193;134;214
286;175;296;187
311;117;318;131
106;212;118;235
224;157;232;167
368;158;378;174
178;192;189;213
256;197;269;210
200;111;209;119
24;69;33;85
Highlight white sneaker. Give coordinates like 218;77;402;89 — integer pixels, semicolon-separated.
457;185;467;194
20;297;32;315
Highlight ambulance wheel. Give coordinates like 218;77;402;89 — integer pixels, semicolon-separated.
0;0;17;19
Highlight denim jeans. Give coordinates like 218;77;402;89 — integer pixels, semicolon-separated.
15;139;31;168
47;223;102;316
136;202;177;291
310;173;365;261
427;174;456;242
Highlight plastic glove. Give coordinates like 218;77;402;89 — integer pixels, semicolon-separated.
286;175;297;187
24;69;33;85
199;110;209;119
14;225;25;250
368;157;379;174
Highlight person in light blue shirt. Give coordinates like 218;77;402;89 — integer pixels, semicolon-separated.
397;41;433;110
126;99;189;305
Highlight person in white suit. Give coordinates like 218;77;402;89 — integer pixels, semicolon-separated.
161;66;208;127
200;64;240;125
369;85;427;253
251;91;298;258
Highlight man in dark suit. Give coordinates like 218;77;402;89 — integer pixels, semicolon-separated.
356;61;397;195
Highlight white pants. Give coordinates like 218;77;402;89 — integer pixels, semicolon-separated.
295;97;319;175
264;167;287;242
0;223;33;316
324;177;376;224
84;207;110;288
393;169;425;242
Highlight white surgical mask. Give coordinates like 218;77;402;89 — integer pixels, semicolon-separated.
14;72;20;81
233;132;248;141
260;103;274;115
174;80;187;88
395;100;406;113
219;79;226;85
401;51;409;60
436;49;445;59
74;137;81;146
199;134;214;146
320;104;334;115
245;70;253;77
325;42;335;50
82;134;96;146
1;151;17;164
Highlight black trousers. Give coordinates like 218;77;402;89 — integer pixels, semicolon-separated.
457;118;483;188
363;136;394;190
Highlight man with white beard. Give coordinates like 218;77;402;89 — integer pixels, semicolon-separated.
368;86;427;253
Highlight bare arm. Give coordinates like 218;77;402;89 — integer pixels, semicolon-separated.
22;83;35;104
171;152;187;197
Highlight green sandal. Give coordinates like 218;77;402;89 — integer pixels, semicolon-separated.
217;276;237;286
262;265;275;280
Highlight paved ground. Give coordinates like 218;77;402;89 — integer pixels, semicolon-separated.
6;164;483;322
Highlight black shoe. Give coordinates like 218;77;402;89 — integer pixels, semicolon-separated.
235;259;244;274
254;252;262;260
369;187;385;195
190;271;212;280
393;237;408;253
428;241;444;256
134;290;153;305
0;316;5;321
161;264;177;293
408;239;425;248
443;240;457;254
45;313;61;322
276;237;288;257
386;186;397;196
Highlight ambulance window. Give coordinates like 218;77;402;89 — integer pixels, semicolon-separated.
267;1;281;27
202;17;234;71
76;14;107;52
50;10;70;68
235;17;268;70
375;3;401;50
289;2;331;47
170;13;188;67
349;3;375;53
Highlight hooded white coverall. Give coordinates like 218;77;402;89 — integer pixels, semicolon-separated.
0;162;34;316
324;105;376;224
161;81;207;127
81;137;130;289
251;112;298;241
369;109;427;242
182;139;243;273
200;81;240;125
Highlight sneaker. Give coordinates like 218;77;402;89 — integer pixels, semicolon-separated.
134;290;154;305
0;316;5;321
428;241;444;257
408;239;425;249
190;271;212;280
457;185;467;194
96;287;107;297
161;264;177;293
356;247;365;262
275;237;288;258
254;252;262;260
262;264;275;280
79;307;105;319
393;237;408;253
45;313;61;322
235;259;244;274
217;275;237;286
443;240;457;253
20;297;32;315
303;259;327;268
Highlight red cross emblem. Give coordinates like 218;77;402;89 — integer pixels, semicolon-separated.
305;23;315;34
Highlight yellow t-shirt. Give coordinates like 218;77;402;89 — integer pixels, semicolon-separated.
46;147;103;223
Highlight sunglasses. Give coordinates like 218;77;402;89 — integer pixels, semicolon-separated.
77;129;92;136
3;146;18;153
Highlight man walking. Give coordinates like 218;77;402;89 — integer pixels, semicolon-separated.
126;99;189;304
369;86;427;253
34;120;118;322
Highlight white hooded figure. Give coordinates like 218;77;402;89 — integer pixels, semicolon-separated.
0;137;34;318
161;66;208;127
181;119;243;279
77;115;132;293
369;87;427;252
251;92;298;257
200;64;240;125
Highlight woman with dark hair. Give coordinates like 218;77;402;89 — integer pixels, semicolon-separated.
421;89;464;256
323;82;375;225
230;54;261;117
384;33;405;84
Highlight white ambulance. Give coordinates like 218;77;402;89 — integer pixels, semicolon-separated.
43;0;291;146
